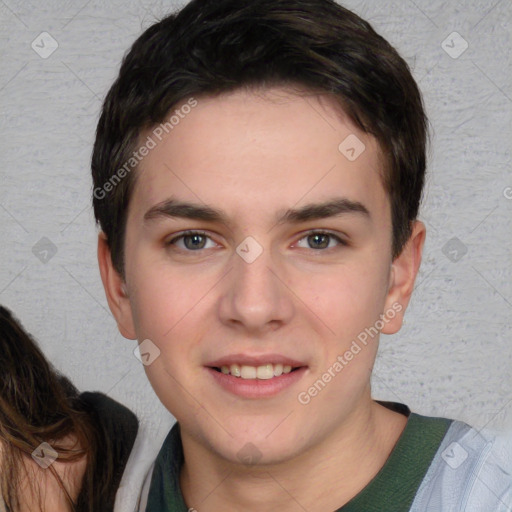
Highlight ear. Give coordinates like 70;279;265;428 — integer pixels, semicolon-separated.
381;220;426;335
97;232;137;340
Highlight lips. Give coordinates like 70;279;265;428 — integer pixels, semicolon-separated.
206;365;308;398
206;353;306;368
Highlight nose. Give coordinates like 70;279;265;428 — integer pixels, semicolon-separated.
217;236;295;334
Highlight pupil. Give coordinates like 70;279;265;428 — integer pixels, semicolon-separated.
310;234;328;249
185;234;205;250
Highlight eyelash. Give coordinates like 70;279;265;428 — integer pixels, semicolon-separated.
166;229;347;253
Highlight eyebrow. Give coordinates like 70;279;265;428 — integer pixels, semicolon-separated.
143;196;371;227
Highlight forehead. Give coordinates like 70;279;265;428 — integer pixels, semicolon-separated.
129;87;389;227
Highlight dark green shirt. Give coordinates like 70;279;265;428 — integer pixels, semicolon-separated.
145;402;452;511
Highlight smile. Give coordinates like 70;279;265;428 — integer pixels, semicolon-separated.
214;363;296;380
206;365;308;399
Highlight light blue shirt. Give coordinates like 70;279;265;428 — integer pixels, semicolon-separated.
411;421;512;511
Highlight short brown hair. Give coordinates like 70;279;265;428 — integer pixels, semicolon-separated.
92;0;428;277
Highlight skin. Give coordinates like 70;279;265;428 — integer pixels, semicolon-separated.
1;434;87;511
99;86;425;511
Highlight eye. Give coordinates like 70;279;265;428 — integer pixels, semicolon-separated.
166;229;347;254
295;230;347;250
166;230;217;251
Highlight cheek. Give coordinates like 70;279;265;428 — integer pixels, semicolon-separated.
142;357;206;424
133;271;209;419
130;280;207;373
300;262;388;341
126;254;212;371
127;248;209;339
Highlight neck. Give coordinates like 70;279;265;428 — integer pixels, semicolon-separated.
179;399;408;512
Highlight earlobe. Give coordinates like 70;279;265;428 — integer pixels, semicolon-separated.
97;233;137;340
381;220;426;335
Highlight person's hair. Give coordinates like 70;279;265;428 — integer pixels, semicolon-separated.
0;306;114;512
92;0;429;277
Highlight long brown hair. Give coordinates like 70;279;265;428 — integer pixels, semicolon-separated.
0;306;115;511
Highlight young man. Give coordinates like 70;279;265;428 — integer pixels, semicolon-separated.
92;0;512;510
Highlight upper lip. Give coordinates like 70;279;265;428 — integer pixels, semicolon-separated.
206;353;307;368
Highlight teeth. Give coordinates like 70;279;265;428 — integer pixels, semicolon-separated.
241;365;257;379
218;363;296;379
257;364;274;380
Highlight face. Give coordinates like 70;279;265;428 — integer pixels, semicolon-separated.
100;86;423;465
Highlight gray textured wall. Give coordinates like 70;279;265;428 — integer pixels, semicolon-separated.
1;0;511;455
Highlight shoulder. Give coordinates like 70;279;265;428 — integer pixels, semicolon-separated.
113;421;176;512
6;432;87;510
77;391;140;509
78;391;139;427
78;390;139;463
410;418;512;511
78;391;139;450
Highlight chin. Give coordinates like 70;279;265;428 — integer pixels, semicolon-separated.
217;428;304;466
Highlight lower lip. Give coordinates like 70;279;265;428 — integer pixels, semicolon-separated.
206;367;308;399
